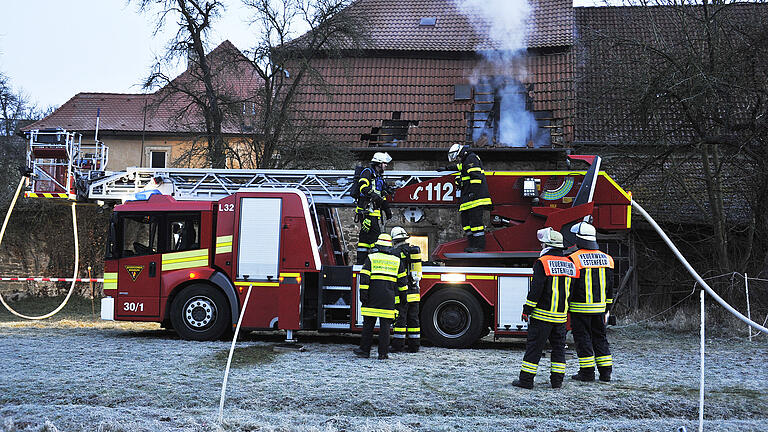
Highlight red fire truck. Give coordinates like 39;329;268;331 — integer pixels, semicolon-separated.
21;130;630;347
74;155;630;347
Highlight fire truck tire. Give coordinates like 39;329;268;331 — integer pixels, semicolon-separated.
170;284;231;341
422;287;485;348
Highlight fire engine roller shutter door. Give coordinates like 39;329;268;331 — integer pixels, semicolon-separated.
238;197;282;280
498;276;530;330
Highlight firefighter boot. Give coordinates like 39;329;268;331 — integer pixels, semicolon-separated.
598;366;612;382
476;233;486;251
390;338;404;353
406;338;420;353
512;371;535;389
571;368;595;382
464;234;477;253
353;347;370;358
551;373;564;389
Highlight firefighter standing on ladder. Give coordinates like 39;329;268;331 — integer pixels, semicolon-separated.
354;233;408;360
513;227;579;389
355;152;393;264
447;144;492;252
568;221;615;382
390;226;423;353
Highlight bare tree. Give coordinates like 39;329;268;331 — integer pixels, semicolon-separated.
133;0;250;168
238;0;369;168
576;0;768;279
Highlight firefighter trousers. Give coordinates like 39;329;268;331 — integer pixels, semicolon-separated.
570;313;612;376
519;317;566;379
392;300;407;351
392;300;419;351
460;207;484;237
360;316;392;357
356;215;381;265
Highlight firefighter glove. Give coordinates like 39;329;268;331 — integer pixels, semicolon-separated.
522;304;533;316
521;313;529;322
361;218;371;232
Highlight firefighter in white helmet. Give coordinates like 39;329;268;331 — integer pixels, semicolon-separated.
389;226;423;353
447;144;492;252
513;227;579;389
568;221;615;382
355;152;393;264
354;233;408;360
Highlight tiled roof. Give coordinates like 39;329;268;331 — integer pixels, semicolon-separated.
292;53;573;148
334;0;572;51
22;41;260;135
573;4;768;144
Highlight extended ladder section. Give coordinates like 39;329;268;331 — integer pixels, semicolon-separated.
87;167;448;205
26;129;108;199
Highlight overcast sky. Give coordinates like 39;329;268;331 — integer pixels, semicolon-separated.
0;0;258;109
1;0;601;110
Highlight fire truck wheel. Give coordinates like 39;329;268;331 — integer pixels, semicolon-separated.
422;287;485;348
170;284;231;341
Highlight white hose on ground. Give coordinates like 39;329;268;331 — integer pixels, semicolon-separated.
219;284;253;425
0;177;80;320
632;200;768;334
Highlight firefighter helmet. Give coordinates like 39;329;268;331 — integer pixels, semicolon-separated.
448;144;469;162
570;221;599;249
536;227;564;249
371;152;392;164
376;233;393;248
391;226;409;242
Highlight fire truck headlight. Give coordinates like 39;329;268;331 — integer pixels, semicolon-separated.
440;273;466;283
189;272;197;279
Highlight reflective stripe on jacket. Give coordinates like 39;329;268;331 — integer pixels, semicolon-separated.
359;250;408;318
568;249;615;314
455;152;492;211
526;251;579;323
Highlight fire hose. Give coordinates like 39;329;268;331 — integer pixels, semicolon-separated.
0;177;80;320
632;200;768;334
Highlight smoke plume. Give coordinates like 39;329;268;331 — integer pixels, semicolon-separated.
454;0;547;148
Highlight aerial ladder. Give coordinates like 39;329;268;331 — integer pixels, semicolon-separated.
22;140;632;263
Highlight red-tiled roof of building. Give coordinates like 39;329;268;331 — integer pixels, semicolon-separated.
328;0;572;51
293;53;573;148
21;40;260;135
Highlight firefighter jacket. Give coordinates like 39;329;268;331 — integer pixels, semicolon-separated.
524;249;579;323
356;164;388;218
392;242;423;303
452;152;492;212
568;249;615;314
359;247;408;319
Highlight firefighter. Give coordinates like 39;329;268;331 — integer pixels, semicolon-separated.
567;221;615;382
513;227;579;390
355;152;393;264
354;233;408;360
447;144;492;252
389;226;423;353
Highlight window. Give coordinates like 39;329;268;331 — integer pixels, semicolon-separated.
121;215;160;257
151;151;167;168
168;214;201;252
419;17;437;26
466;79;551;147
361;112;419;147
408;235;429;261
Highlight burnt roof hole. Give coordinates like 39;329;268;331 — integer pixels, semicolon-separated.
392;111;401;120
419;17;436;26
